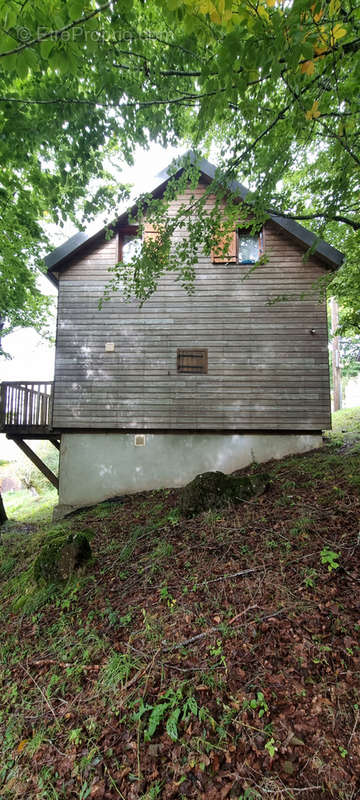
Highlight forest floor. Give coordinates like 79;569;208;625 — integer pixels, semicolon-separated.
0;409;359;800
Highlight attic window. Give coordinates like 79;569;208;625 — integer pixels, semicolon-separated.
211;229;264;264
177;348;208;374
238;231;264;264
121;234;142;264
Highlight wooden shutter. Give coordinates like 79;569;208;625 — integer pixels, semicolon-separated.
177;348;208;374
211;229;237;263
143;222;162;243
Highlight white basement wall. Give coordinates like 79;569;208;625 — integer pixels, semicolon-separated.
55;431;323;515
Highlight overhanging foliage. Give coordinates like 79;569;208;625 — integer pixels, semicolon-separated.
0;0;359;334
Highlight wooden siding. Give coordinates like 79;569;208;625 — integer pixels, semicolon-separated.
53;186;331;431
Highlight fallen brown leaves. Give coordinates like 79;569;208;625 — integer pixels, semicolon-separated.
1;442;360;798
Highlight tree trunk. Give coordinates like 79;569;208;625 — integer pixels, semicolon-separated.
0;492;7;525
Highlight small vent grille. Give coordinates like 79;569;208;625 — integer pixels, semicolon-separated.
177;348;208;374
135;434;145;446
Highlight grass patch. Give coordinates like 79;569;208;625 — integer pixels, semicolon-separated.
331;406;360;433
3;486;57;523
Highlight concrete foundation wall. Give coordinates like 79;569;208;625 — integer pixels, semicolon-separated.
56;431;322;513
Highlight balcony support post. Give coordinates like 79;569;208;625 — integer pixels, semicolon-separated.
49;437;61;451
12;437;59;491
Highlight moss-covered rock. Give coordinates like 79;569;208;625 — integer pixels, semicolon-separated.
34;531;92;583
179;470;269;517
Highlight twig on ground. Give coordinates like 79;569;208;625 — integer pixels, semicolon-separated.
162;607;285;651
203;567;264;585
252;779;323;795
120;666;149;694
344;568;360;583
44;738;67;757
348;706;360;749
228;604;258;624
20;664;57;723
30;658;101;671
163;662;206;672
198;551;320;589
104;765;127;800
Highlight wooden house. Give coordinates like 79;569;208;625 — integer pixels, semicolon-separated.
0;154;344;517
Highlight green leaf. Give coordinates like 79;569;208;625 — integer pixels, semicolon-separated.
49;49;71;72
40;39;54;60
144;703;169;741
0;33;16;53
4;8;18;28
2;52;17;70
301;40;315;60
265;737;277;758
166;708;181;741
21;47;38;69
15;53;29;78
186;696;198;716
68;0;86;21
53;13;67;28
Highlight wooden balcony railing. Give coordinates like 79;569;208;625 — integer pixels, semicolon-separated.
0;381;54;433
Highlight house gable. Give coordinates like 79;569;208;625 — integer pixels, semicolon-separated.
45;152;344;282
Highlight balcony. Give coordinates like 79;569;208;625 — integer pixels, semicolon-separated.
0;382;59;488
0;381;54;435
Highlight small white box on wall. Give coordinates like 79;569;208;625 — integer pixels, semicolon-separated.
105;342;115;352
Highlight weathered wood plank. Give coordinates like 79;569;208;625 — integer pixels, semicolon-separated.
53;193;332;431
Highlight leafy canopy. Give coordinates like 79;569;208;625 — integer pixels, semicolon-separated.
0;0;359;334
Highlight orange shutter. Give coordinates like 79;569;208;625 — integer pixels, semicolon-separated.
143;222;162;243
211;229;237;263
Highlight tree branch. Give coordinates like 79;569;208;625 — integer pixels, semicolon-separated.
112;60;202;78
0;1;113;59
274;210;360;231
228;68;330;176
124;32;208;63
0;88;224;108
318;117;360;167
282;67;360;170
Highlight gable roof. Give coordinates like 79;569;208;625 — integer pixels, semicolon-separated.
45;151;344;285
